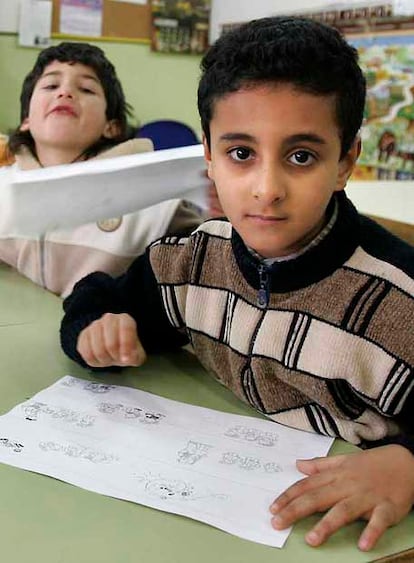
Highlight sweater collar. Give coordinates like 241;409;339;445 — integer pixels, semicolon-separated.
232;192;361;293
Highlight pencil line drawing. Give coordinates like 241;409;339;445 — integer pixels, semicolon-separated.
97;402;165;424
39;440;118;463
0;438;24;453
224;425;279;446
220;451;282;473
136;473;229;502
177;440;213;465
60;376;117;393
23;401;95;427
61;376;116;393
84;382;116;394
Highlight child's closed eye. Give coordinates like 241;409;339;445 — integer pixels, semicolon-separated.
42;83;59;91
79;87;96;94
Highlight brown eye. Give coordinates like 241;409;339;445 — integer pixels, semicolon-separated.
229;147;253;161
288;150;315;166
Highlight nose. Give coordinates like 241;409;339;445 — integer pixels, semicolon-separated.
56;84;74;99
252;162;286;204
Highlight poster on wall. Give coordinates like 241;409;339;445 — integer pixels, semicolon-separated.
150;0;210;54
59;0;103;37
353;32;414;180
300;3;414;181
18;0;52;47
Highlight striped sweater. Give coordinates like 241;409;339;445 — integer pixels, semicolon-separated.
61;191;414;450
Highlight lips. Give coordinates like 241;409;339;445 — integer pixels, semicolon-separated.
49;105;77;117
247;214;287;222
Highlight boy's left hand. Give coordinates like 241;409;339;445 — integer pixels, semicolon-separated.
269;444;414;551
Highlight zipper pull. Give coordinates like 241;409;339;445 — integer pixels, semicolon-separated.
257;264;269;309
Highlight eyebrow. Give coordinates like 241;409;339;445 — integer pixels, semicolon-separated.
39;70;100;83
218;132;327;146
218;133;257;143
283;133;327;146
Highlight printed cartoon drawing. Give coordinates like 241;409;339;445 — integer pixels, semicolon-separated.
0;438;24;453
136;473;228;502
224;425;278;446
60;377;116;393
97;402;165;424
220;451;282;474
22;401;95;427
177;440;212;464
98;402;125;415
84;382;116;393
39;441;118;463
61;376;77;387
262;461;283;473
142;412;165;424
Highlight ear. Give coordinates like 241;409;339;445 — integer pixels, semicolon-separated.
335;137;361;192
202;134;214;180
20;117;30;132
103;119;121;139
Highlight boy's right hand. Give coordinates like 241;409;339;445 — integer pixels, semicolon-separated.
77;313;147;368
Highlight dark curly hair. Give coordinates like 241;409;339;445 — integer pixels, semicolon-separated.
9;42;133;160
198;16;366;159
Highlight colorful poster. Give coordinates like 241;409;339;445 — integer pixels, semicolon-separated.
294;3;414;181
352;34;414;180
150;0;210;54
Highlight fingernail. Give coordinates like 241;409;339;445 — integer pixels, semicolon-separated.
306;531;320;546
271;515;283;528
358;537;369;551
269;502;278;513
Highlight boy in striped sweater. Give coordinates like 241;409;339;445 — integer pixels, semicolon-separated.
60;16;414;550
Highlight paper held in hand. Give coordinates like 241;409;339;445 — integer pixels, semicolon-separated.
1;145;209;236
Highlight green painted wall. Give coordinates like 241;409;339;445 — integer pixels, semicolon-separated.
0;34;202;137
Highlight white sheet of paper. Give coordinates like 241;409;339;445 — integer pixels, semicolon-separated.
2;145;209;236
18;0;52;48
0;376;333;548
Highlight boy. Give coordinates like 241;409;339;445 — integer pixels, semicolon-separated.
60;17;414;550
0;42;201;297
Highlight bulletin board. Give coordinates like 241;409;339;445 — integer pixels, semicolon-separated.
51;0;151;43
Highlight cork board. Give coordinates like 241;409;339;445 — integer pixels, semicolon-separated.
51;0;151;43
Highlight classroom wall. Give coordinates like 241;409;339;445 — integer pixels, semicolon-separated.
0;34;202;137
209;0;385;40
1;0;413;226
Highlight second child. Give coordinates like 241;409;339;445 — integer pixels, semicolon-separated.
0;42;202;296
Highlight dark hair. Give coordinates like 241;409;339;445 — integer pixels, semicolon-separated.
8;42;133;159
198;16;366;159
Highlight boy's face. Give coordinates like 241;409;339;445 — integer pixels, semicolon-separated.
204;83;359;258
20;61;118;163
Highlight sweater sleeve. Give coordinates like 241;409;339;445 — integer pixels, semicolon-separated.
363;434;414;458
60;250;189;368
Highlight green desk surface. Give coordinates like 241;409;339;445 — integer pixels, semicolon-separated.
0;264;412;563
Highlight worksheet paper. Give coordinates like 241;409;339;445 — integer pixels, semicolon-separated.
0;376;333;548
0;145;208;236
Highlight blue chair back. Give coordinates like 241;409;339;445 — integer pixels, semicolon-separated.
136;119;199;150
